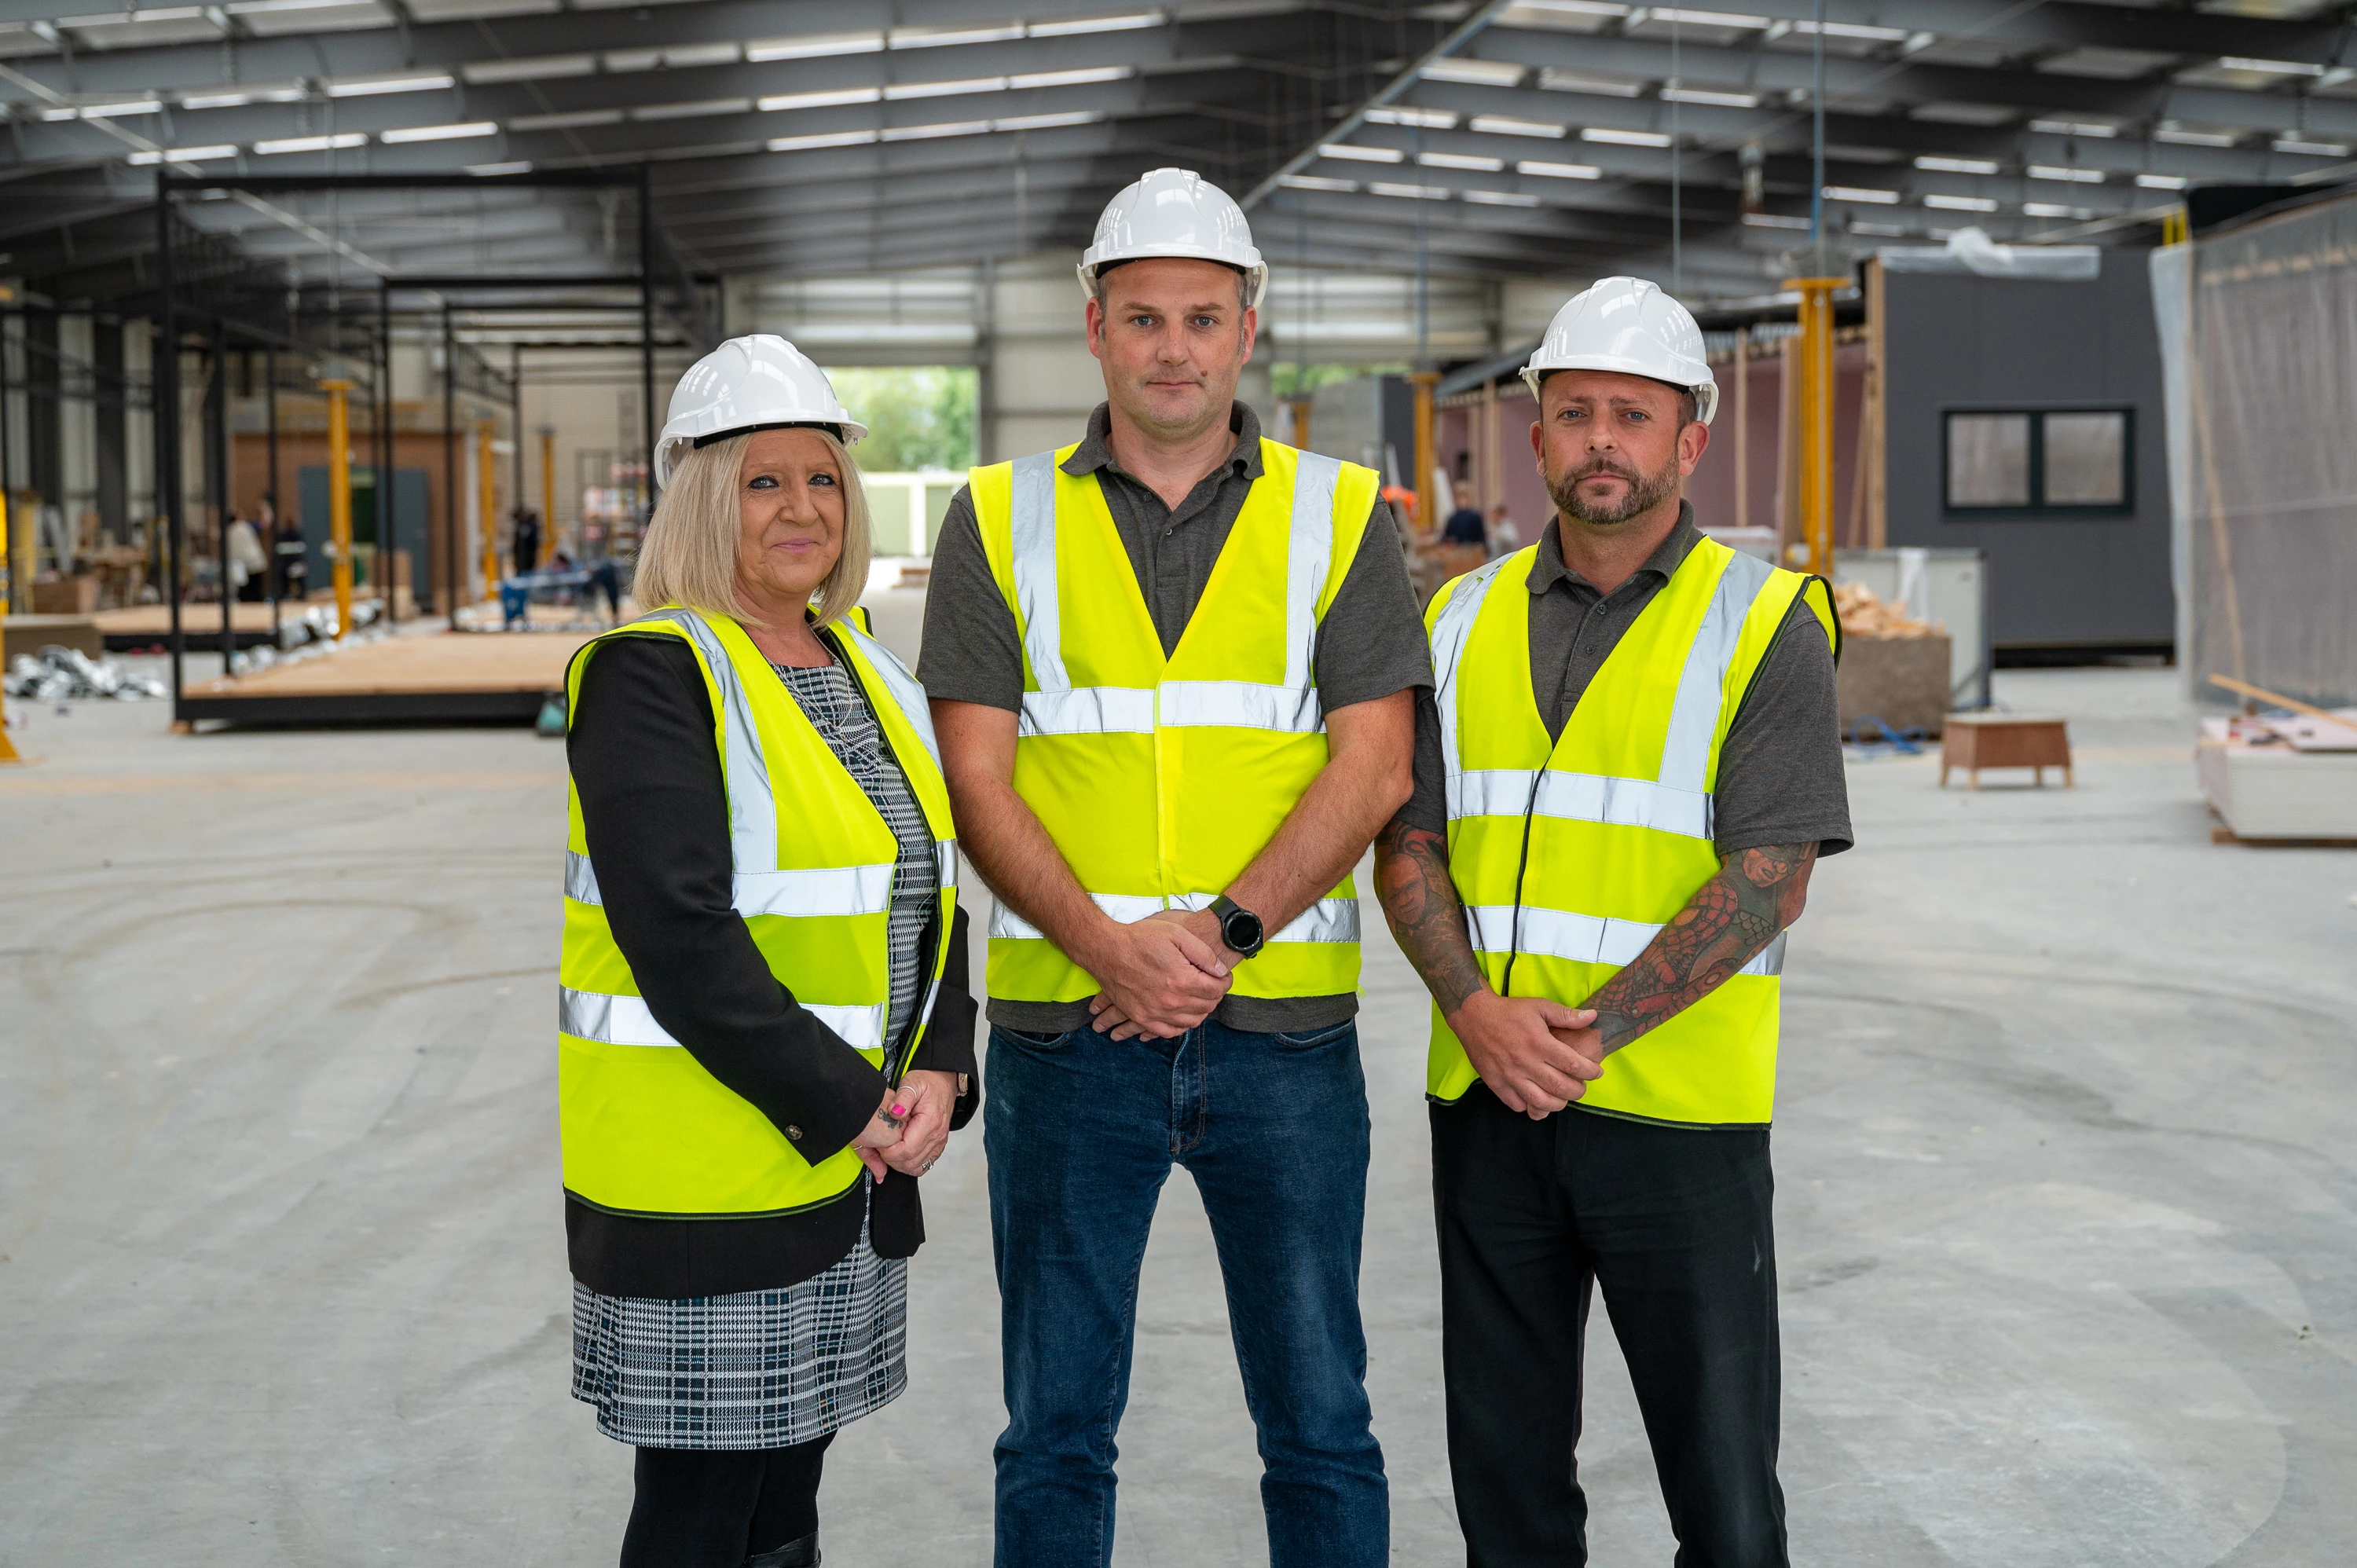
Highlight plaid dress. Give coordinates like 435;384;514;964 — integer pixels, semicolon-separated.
570;653;940;1449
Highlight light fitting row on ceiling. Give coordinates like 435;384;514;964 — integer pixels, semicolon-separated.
1284;167;2132;227
1364;101;2340;156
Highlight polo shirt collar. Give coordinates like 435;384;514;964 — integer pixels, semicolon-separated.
1528;500;1702;598
1061;401;1265;483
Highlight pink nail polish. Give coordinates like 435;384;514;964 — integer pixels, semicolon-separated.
891;1104;907;1117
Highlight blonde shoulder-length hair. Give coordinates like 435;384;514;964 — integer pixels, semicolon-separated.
634;427;872;632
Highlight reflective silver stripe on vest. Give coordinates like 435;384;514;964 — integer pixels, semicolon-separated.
1004;445;1336;736
989;892;1361;945
1446;769;1714;841
937;839;960;892
636;609;779;874
1021;686;1157;737
1465;905;1785;977
562;986;889;1052
1434;548;1771;830
1659;548;1775;794
1009;451;1068;692
566;848;603;904
1428;555;1516;785
566;848;901;919
560;987;678;1046
1285;452;1341;693
1159;680;1324;734
805;1001;889;1051
733;862;896;918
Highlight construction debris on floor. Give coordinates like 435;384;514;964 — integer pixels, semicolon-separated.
1834;583;1953;742
5;646;170;702
2198;674;2357;842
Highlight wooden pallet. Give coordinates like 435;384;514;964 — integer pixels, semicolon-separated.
178;628;589;726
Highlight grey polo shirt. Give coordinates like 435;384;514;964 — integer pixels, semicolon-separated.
920;400;1433;1035
1402;504;1855;859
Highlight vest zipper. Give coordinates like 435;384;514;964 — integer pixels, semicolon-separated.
1496;768;1545;1000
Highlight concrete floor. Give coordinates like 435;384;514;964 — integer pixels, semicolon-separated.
3;603;2354;1565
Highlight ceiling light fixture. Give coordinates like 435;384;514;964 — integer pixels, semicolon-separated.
380;121;497;142
1582;126;1672;146
253;131;366;154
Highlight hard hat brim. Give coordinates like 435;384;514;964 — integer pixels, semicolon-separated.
654;418;868;490
1520;358;1718;426
1076;253;1270;310
688;418;869;450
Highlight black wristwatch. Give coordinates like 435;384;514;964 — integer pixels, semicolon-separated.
1210;896;1266;960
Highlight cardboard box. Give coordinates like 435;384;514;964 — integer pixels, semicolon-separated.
2;614;104;661
30;576;99;614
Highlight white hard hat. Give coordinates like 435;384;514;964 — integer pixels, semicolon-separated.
654;334;866;489
1077;167;1268;310
1520;276;1718;426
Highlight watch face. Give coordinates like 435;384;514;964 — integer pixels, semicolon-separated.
1225;908;1264;953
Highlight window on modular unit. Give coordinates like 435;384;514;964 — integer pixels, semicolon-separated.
1943;409;2131;512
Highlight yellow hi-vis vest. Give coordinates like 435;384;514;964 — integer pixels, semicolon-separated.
1424;537;1836;1127
558;606;959;1218
970;438;1382;1003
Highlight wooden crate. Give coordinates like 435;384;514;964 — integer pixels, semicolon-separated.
1941;714;2073;789
1838;633;1952;739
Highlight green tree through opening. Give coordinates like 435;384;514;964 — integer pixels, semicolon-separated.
826;367;977;472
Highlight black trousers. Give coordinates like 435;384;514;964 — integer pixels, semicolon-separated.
621;1432;831;1568
1431;1087;1785;1568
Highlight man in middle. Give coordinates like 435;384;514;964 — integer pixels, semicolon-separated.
920;167;1429;1568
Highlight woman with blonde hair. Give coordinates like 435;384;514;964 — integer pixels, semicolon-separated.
558;335;975;1568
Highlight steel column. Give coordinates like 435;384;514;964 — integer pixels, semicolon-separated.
639;164;659;518
157;183;185;724
379;288;398;625
210;317;230;669
442;306;458;628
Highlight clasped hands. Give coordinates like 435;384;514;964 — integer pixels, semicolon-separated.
1058;908;1609;1119
1447;991;1607;1119
1083;907;1233;1042
849;1068;961;1181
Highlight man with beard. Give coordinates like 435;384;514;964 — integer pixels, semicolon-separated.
1373;277;1849;1567
921;167;1427;1568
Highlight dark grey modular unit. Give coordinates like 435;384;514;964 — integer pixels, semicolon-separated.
1882;253;2174;653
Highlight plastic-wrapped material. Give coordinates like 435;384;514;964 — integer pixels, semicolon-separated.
5;647;169;701
1876;226;2101;280
2158;192;2357;706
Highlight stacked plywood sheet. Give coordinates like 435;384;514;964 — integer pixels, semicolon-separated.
2198;708;2357;842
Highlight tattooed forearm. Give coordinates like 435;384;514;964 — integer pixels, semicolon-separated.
1583;841;1819;1056
1374;814;1487;1017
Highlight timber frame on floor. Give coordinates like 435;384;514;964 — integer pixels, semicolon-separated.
151;165;709;728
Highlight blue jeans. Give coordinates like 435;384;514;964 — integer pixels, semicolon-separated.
985;1017;1389;1568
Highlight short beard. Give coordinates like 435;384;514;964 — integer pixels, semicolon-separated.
1548;452;1682;527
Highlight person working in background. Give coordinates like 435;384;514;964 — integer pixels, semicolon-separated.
1376;277;1848;1568
269;501;307;602
1440;483;1487;550
226;509;269;602
509;507;540;575
512;507;543;577
921;167;1428;1568
1485;500;1520;559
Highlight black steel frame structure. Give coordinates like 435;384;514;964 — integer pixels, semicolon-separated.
155;165;706;728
